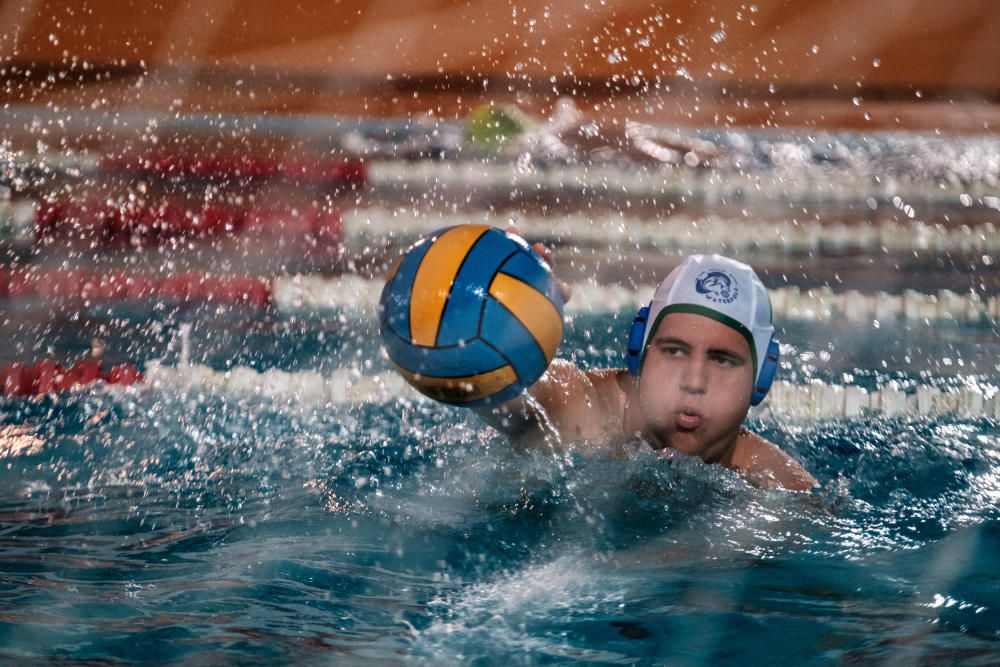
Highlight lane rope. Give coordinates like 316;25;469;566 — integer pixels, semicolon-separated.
0;268;272;305
0;268;995;323
139;362;999;420
272;274;1000;323
343;208;1000;255
369;159;1000;204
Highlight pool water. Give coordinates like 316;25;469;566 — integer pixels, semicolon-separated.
1;120;999;663
1;298;998;665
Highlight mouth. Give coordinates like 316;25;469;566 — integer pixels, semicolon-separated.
675;408;703;431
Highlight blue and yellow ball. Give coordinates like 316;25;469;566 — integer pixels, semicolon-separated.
379;224;565;406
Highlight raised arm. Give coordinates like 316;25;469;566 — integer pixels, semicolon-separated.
474;358;610;444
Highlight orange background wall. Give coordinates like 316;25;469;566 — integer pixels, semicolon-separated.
0;0;997;129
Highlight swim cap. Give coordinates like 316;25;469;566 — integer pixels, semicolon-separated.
626;254;779;405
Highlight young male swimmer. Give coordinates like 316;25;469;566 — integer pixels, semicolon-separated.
478;253;818;492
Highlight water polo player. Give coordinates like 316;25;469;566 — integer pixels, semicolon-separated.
479;252;818;492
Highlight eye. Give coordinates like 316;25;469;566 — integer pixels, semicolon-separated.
710;353;740;367
661;345;686;357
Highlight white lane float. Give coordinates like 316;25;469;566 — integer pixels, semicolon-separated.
272;275;1000;324
0;266;994;324
0;200;39;248
140;362;1000;420
143;361;411;406
343;208;1000;255
761;381;1000;421
369;159;1000;205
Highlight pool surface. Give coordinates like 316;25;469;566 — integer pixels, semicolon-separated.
0;122;999;664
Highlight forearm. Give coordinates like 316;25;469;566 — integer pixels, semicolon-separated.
473;396;538;437
472;358;593;441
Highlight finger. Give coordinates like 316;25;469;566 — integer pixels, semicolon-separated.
558;279;572;304
532;241;553;264
506;227;566;301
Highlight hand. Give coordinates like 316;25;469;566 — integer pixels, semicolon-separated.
506;225;572;304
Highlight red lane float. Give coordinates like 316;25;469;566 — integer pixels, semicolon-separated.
36;201;244;240
35;201;342;248
243;206;343;245
0;269;272;307
1;360;143;397
98;153;367;188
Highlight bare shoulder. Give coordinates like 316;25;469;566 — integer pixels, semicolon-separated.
476;362;629;449
530;361;623;442
730;429;819;492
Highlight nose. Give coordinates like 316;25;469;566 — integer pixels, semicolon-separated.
679;356;708;394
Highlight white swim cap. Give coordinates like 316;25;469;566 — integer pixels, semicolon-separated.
639;254;775;384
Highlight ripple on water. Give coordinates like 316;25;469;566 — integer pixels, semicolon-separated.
1;372;999;663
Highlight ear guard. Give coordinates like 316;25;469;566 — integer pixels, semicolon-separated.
626;306;649;376
626;306;780;406
750;338;780;406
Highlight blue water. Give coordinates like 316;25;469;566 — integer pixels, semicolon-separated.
1;301;998;665
0;120;998;663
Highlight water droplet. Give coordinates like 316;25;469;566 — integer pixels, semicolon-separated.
872;58;881;68
711;29;727;43
810;45;819;55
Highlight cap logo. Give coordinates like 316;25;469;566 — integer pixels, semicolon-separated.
695;270;739;304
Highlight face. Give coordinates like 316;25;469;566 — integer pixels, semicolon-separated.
636;311;754;463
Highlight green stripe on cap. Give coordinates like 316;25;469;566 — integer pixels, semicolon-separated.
639;303;758;376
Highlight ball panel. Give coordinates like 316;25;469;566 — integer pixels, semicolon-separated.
435;228;519;347
451;380;527;408
473;381;528;407
394;362;517;405
385;253;403;284
497;249;565;308
480;297;547;387
381;232;436;340
409;224;489;346
379;224;568;407
488;272;563;364
382;326;509;377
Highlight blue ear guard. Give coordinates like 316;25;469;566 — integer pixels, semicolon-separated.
626;306;649;376
626;306;780;405
750;338;779;406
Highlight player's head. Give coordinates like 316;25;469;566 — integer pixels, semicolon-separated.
624;255;779;460
627;254;779;406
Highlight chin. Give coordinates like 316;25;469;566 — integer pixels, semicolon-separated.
655;429;705;458
671;440;708;459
